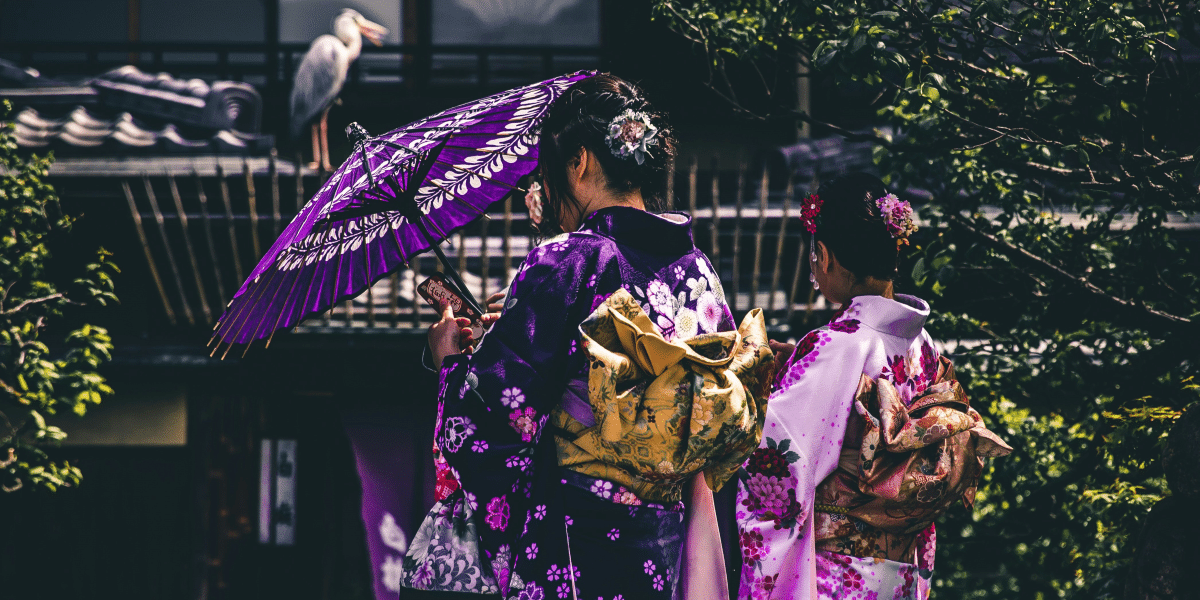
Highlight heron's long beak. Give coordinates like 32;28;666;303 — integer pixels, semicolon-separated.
356;18;388;47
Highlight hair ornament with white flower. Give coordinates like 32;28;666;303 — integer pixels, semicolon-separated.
604;109;659;165
875;193;918;246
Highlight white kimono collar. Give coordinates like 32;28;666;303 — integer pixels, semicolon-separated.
843;293;930;340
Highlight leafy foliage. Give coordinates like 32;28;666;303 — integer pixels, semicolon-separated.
0;102;118;492
653;1;1200;597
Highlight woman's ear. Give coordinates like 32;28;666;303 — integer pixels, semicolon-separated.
816;240;832;274
568;148;589;186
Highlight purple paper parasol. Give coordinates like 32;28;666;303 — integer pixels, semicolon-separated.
211;70;596;353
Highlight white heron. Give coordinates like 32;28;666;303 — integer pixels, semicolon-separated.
290;8;388;171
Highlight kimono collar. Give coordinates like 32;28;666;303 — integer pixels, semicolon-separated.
577;206;695;254
842;293;930;340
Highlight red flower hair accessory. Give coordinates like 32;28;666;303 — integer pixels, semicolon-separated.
799;193;822;234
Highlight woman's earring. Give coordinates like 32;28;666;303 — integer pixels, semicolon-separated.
809;238;819;290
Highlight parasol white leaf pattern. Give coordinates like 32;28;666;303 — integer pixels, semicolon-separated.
211;71;596;350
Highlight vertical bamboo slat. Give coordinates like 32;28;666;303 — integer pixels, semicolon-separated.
768;177;793;314
731;164;745;313
142;176;195;326
217;165;245;283
665;159;676;210
294;157;305;214
479;214;490;300
687;157;698;228
389;272;400;327
194;172;227;306
244;161;261;259
269;149;282;236
122;180;176;325
786;230;807;323
804;283;818;326
750;166;769;311
168;175;212;323
709;158;721;283
458;232;468;288
502;196;513;285
367;277;376;328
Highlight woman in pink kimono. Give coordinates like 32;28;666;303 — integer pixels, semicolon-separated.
735;173;1010;599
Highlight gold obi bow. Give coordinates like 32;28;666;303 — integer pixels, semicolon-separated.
550;289;774;503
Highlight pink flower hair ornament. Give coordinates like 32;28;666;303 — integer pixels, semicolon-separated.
524;181;544;226
875;193;919;246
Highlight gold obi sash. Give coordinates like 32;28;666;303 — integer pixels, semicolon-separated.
549;289;773;503
814;357;1013;562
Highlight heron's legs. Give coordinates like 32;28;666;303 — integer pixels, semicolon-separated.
319;106;333;172
309;123;321;170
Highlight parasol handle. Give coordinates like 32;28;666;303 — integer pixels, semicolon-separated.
419;227;486;317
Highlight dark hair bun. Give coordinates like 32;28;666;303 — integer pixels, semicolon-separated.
536;74;676;231
813;172;900;281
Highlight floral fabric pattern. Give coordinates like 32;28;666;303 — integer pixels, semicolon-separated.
399;490;500;594
814;548;930;600
812;359;1011;564
409;207;735;599
737;294;950;599
549;288;772;503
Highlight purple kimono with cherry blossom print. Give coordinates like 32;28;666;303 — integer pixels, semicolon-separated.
415;206;735;600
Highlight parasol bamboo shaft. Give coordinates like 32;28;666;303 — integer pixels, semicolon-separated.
417;218;484;316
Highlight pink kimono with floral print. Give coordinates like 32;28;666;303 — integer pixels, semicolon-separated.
736;294;939;600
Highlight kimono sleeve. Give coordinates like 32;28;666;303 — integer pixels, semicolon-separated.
434;236;610;587
735;327;871;600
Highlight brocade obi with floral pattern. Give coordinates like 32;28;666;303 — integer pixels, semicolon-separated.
813;357;1012;562
549;288;773;503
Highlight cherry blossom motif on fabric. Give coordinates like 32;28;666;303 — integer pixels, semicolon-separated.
773;330;830;394
415;207;733;598
773;301;864;394
736;294;955;600
814;548;930;600
880;341;941;406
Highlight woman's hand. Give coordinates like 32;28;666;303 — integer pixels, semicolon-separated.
428;301;475;370
481;291;506;329
768;339;795;383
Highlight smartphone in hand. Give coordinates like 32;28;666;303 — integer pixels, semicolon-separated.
417;273;485;341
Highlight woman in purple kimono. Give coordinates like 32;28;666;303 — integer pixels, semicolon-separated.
400;74;756;600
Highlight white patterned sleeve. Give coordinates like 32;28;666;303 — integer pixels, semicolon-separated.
735;327;870;599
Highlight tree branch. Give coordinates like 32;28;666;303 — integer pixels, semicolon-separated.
946;214;1194;334
788;110;897;148
1;293;64;316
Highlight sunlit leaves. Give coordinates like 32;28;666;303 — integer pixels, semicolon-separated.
0;101;118;493
653;0;1199;597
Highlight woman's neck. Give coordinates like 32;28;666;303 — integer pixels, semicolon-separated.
575;190;646;229
846;277;895;301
